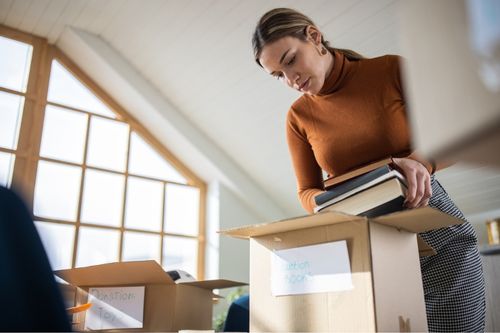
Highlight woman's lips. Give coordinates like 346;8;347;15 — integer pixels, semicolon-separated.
299;78;310;91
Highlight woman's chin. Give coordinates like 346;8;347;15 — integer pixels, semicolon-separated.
302;87;319;95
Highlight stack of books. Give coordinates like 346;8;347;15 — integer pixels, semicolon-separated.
314;159;407;217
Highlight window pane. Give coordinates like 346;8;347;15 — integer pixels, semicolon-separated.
163;236;198;278
0;152;15;188
34;160;82;221
129;132;186;183
164;184;200;236
35;221;75;270
39;105;88;164
47;60;115;117
86;117;129;172
76;226;120;267
81;169;125;227
124;177;163;232
0;91;24;150
122;231;160;262
0;36;32;92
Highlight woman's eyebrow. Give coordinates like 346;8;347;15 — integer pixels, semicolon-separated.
269;48;292;75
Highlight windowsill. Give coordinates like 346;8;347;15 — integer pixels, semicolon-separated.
480;244;500;256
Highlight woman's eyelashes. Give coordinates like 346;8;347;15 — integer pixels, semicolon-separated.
273;55;296;80
274;55;296;80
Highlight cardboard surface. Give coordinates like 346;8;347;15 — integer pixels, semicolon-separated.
220;207;460;258
369;223;427;332
55;261;246;332
173;285;213;329
221;206;464;332
399;0;500;166
55;260;174;286
417;235;437;256
181;279;246;290
143;285;176;331
220;211;364;239
221;207;461;240
250;220;375;332
372;206;464;233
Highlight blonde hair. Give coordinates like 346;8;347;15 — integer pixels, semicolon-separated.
252;8;364;66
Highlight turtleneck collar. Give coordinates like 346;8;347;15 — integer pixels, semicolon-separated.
317;49;352;96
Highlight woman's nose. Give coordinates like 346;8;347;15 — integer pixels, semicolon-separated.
284;71;299;88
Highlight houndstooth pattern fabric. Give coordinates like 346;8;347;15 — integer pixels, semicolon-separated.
418;176;486;332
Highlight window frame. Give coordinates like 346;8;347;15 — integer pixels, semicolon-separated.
0;24;207;279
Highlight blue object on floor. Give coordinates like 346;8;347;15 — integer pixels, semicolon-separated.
223;294;249;332
0;186;71;331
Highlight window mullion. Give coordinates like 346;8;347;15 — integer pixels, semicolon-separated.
71;113;92;269
119;128;132;262
2;27;207;277
11;41;53;211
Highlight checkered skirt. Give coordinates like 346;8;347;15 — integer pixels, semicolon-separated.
419;176;486;332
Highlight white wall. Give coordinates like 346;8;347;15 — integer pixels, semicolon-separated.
206;181;260;322
205;181;258;282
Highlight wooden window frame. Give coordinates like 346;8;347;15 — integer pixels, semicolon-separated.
0;25;207;279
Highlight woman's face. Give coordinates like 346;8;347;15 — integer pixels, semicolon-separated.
259;33;330;95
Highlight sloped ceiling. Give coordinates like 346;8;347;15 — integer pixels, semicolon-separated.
1;0;499;221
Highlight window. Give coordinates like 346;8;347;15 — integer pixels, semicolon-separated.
0;27;205;279
0;35;32;188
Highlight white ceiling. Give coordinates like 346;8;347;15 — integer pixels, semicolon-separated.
1;0;499;219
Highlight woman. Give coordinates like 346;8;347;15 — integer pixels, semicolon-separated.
252;8;485;332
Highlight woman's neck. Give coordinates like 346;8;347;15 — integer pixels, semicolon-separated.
324;49;335;81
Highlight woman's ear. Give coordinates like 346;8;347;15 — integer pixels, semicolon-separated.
305;25;322;45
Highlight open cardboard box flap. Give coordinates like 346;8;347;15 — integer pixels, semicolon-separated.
371;206;463;232
218;210;362;239
55;260;247;293
219;207;462;238
181;279;247;290
219;207;463;255
55;260;174;287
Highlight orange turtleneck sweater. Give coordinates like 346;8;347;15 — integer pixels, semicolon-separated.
286;50;434;213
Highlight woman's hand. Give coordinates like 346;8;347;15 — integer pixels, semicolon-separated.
391;157;432;208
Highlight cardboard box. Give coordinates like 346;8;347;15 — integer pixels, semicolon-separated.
221;207;462;332
55;260;245;332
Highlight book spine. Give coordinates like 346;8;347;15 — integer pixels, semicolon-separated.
314;166;391;205
358;197;406;218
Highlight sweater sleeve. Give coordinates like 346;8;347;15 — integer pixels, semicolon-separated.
405;151;454;174
286;111;325;214
405;151;434;174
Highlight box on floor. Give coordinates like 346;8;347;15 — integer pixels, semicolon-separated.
55;260;245;332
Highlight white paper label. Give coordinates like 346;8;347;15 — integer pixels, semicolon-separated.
85;286;145;330
271;240;353;296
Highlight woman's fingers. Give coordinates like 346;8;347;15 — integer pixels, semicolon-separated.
417;171;433;208
411;170;426;208
392;157;432;209
404;167;417;208
415;170;432;208
417;172;432;207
